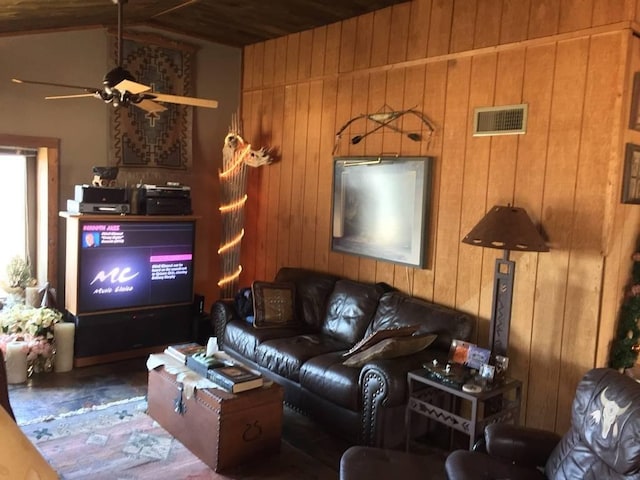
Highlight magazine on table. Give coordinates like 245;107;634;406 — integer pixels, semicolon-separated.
164;342;205;364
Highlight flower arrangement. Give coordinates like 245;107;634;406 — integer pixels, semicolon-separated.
0;303;62;374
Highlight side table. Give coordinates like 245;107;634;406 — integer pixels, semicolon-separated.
405;369;522;451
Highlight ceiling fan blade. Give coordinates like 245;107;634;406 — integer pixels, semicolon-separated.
12;78;98;93
133;99;168;113
45;93;97;100
149;92;219;109
114;79;151;95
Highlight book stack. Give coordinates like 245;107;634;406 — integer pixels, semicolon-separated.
206;364;264;393
164;342;205;364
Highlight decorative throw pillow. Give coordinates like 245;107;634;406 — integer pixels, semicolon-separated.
342;333;437;367
343;324;421;357
251;281;297;328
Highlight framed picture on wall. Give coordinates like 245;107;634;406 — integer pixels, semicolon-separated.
630;72;640;131
331;156;433;268
622;143;640;204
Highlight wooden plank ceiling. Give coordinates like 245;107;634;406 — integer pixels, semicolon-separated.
0;0;408;47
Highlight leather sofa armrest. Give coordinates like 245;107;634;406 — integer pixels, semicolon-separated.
210;299;240;348
485;423;562;468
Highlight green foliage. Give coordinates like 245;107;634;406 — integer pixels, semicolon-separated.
609;253;640;370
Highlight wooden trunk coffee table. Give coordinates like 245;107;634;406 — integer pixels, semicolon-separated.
147;365;284;472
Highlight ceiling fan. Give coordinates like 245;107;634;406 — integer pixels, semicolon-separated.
11;0;218;113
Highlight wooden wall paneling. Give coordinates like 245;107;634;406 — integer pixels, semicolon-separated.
526;37;590;432
511;43;557;418
354;13;374;71
252;42;265;89
262;39;277;87
401;66;427;158
264;86;285;281
387;3;411;64
288;81;311;267
427;0;454;57
328;76;354;276
275;84;298;271
241;89;260;284
314;77;339;272
339;17;357;73
407;0;432;61
501;0;532;44
298;30;314;81
474;0;502;49
273;36;288;86
324;22;342;75
285;33;301;85
254;87;274;281
432;57;472;307
413;61;450;302
456;54;497;344
244;44;255;90
300;80;324;270
450;0;477;54
370;8;392;67
558;0;594;32
310;26;328;78
596;33;636;368
555;32;627;432
592;0;632;25
528;0;561;39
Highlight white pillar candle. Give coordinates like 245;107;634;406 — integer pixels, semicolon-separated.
25;287;44;308
5;342;28;384
54;322;75;373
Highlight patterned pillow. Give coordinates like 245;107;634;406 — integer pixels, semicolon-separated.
342;334;437;368
251;281;297;328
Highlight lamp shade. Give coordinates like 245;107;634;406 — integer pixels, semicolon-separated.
462;205;548;252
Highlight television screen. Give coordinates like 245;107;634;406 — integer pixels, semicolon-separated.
75;220;195;314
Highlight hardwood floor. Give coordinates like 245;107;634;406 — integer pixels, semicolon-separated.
8;356;352;471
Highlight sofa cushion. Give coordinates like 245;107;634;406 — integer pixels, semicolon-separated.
255;334;350;382
275;268;340;330
223;319;304;362
299;351;361;411
367;292;473;351
342;334;437;367
251;281;297;328
321;280;384;344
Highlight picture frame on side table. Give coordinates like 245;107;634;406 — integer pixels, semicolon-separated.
622;143;640;204
630;72;640;131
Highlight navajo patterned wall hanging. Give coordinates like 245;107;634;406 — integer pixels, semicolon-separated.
110;32;197;170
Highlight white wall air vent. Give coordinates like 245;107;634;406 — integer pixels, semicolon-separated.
473;104;528;136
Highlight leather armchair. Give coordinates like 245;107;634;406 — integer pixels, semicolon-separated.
446;368;640;480
0;349;16;421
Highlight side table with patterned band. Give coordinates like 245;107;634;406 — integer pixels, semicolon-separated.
405;369;522;451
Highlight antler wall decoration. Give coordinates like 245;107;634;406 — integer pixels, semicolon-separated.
218;114;272;298
333;105;436;154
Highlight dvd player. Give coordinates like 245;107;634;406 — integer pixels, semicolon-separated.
67;199;130;214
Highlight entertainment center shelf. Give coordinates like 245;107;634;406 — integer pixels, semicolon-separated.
60;212;200;367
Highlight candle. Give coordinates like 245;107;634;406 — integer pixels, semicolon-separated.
25;286;44;308
5;342;27;384
54;322;75;373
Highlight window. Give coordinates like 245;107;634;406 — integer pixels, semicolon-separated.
0;135;60;299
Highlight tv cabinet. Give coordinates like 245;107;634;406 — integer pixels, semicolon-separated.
60;213;200;366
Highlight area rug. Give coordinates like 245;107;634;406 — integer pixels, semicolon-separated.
20;397;337;480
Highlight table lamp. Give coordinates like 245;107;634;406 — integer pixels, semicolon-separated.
462;205;548;357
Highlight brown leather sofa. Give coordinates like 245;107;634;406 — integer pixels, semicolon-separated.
445;367;640;480
212;267;473;448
